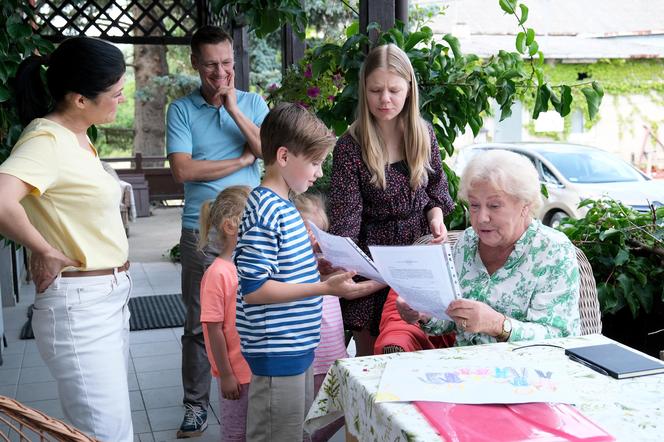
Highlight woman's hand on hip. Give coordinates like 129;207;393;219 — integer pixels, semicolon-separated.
446;298;503;335
30;249;80;293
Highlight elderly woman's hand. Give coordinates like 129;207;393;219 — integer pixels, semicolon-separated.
396;296;431;325
446;298;504;336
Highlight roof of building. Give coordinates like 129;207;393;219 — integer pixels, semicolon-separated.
417;0;664;60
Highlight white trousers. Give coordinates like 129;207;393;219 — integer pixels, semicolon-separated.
31;270;133;442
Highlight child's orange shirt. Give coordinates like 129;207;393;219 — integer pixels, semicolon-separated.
200;257;252;384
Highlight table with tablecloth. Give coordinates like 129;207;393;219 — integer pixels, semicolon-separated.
304;334;664;441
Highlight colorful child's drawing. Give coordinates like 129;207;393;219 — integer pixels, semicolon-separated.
376;359;576;404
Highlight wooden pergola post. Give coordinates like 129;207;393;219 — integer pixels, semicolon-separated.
280;0;304;75
396;0;409;30
360;0;409;42
281;23;305;75
232;17;250;91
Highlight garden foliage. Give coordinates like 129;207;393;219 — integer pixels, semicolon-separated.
210;0;308;38
0;0;53;164
559;200;664;319
268;1;603;228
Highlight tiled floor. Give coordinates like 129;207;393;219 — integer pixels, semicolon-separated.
1;262;345;441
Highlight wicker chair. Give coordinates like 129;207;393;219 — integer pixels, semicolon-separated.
413;231;602;335
575;247;602;335
0;396;98;442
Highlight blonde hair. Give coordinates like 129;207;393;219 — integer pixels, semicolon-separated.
261;102;336;165
198;185;251;250
349;43;431;190
458;149;542;217
292;192;329;231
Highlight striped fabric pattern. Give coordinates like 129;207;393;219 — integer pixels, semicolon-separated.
312;295;348;375
235;187;322;376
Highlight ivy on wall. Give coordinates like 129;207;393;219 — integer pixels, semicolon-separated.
521;59;664;140
544;59;664;95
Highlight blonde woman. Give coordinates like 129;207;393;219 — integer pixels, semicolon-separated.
327;44;454;356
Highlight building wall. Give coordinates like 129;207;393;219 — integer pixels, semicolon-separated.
450;94;664;174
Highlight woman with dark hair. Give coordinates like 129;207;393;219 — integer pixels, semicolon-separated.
0;36;133;441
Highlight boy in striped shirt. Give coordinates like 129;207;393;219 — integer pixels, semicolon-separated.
234;103;379;441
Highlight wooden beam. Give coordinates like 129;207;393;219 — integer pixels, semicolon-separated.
281;23;305;75
396;0;409;30
360;0;396;43
232;24;250;91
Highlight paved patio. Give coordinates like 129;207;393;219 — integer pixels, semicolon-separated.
1;207;345;441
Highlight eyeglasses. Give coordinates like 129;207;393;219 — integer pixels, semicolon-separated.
200;61;234;72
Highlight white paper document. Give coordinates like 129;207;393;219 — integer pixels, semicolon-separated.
368;244;460;321
376;358;576;404
309;223;385;284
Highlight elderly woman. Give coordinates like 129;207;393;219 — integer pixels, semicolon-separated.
398;149;581;344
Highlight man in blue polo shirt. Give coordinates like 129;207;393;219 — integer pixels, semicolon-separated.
166;25;268;438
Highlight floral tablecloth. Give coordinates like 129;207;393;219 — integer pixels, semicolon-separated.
304;334;664;441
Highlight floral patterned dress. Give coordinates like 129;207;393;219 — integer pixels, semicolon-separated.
328;125;454;334
421;220;582;344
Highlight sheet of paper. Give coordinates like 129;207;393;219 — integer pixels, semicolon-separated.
376;358;576;404
369;244;457;321
309;223;385;284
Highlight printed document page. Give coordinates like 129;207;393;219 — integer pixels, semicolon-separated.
309;223;386;284
369;244;458;321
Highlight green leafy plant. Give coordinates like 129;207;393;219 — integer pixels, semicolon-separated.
269;54;344;111
0;2;53;247
268;1;602;228
0;1;54;164
558;199;664;318
497;0;604;121
521;59;664;140
210;0;308;38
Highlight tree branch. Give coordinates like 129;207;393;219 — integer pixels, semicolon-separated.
626;238;664;260
341;0;359;16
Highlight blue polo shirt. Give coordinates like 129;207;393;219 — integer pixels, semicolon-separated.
166;88;269;229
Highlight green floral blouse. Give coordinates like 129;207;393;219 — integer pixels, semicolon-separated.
422;220;581;344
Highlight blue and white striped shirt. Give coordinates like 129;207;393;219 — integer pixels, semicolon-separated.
234;187;322;376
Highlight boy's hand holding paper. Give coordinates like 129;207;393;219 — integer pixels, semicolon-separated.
323;271;385;300
309;223;461;321
309;223;385;283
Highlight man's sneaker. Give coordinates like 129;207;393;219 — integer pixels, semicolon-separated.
176;403;208;438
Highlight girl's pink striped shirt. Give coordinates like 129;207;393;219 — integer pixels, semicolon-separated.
312;295;348;374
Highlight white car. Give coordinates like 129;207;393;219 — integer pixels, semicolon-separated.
454;142;664;226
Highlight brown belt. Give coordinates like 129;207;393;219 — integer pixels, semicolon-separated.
61;261;130;278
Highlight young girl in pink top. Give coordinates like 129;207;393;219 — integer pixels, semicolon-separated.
199;185;252;442
293;193;347;441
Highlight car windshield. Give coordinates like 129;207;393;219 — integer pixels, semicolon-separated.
539;150;646;183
